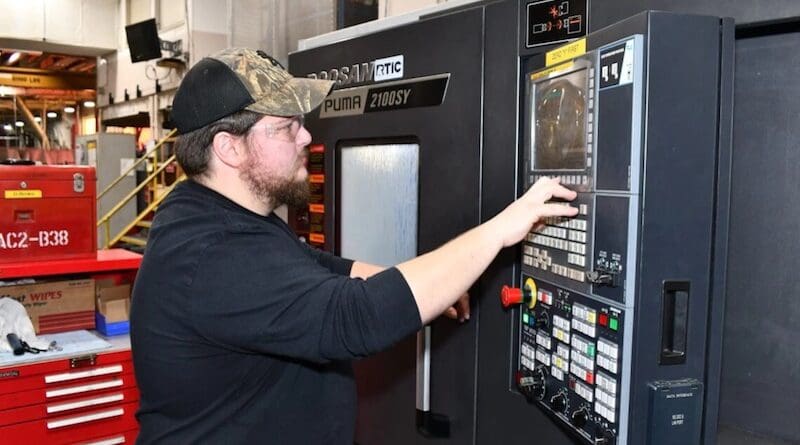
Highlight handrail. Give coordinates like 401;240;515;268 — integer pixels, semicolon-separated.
97;153;179;248
97;128;177;200
107;175;186;248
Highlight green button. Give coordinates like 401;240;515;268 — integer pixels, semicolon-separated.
588;344;595;357
609;318;619;331
523;313;530;324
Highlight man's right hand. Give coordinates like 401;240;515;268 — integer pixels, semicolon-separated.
396;176;579;324
490;177;578;248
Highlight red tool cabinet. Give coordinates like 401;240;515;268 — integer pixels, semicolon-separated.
0;165;97;264
0;249;142;444
0;348;139;444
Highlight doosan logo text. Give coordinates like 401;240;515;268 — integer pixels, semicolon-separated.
307;55;404;86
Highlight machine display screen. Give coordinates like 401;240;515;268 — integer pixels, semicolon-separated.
531;68;588;170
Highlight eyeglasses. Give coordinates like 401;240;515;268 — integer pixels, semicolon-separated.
252;115;305;143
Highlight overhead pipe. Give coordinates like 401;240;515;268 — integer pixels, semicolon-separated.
16;96;51;150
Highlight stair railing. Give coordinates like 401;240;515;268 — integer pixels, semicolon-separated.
111;173;186;248
96;127;182;250
97;129;176;201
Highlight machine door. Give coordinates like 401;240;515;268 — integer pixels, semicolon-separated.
290;8;485;444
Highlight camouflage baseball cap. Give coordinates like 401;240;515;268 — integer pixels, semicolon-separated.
171;47;335;134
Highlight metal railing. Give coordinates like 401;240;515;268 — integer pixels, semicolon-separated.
96;129;182;249
97;129;177;200
111;173;186;248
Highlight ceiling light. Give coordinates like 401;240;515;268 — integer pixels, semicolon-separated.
3;124;12;131
34;116;42;123
47;111;57;118
15;121;24;127
83;100;96;108
64;106;76;113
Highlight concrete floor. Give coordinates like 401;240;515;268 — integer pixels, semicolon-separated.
718;424;798;445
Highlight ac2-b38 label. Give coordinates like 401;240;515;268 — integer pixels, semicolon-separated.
0;230;71;249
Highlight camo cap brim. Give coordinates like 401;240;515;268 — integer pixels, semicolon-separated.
171;47;334;134
212;48;334;117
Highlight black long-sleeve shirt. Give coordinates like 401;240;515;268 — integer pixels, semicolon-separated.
130;180;421;444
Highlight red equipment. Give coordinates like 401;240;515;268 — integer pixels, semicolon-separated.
0;165;97;263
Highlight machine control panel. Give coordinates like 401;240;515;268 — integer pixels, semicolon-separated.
516;279;623;442
506;34;644;444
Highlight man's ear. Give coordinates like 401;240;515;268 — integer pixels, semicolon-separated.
211;131;246;168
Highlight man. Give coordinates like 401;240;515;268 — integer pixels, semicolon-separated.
130;47;578;444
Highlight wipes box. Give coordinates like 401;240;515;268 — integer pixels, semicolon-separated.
0;278;95;334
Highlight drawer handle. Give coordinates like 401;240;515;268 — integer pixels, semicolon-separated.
45;365;124;383
71;354;97;368
81;436;125;445
46;407;124;429
47;393;125;413
46;378;124;398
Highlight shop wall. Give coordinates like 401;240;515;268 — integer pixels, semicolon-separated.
0;0;117;52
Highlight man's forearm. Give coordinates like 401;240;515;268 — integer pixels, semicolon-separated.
396;218;503;324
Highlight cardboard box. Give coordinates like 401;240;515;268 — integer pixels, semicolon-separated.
95;281;130;336
0;278;95;334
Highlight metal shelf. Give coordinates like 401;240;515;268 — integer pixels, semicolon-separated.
0;249;142;280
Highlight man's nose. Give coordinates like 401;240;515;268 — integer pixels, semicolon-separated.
296;126;312;147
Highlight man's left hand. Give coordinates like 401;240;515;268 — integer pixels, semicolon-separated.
443;293;470;323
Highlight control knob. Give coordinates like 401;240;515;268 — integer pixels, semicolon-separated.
516;366;546;402
594;428;616;445
571;407;589;428
550;392;567;413
586;270;615;286
535;311;550;330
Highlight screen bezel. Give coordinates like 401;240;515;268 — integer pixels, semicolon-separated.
530;67;590;171
520;56;597;191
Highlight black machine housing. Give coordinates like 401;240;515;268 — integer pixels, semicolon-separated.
289;2;734;444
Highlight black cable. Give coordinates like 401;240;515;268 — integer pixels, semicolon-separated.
145;64;173;81
6;333;49;355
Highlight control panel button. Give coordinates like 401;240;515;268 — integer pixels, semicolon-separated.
501;286;523;308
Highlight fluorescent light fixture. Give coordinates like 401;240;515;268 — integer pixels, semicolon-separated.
3;124;12;131
47;111;57;118
15;121;24;127
83;100;96;108
64;106;76;113
34;116;42;123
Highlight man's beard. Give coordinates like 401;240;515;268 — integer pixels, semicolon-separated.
270;177;310;208
240;153;310;209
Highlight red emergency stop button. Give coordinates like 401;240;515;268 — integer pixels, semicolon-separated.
501;286;523;308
